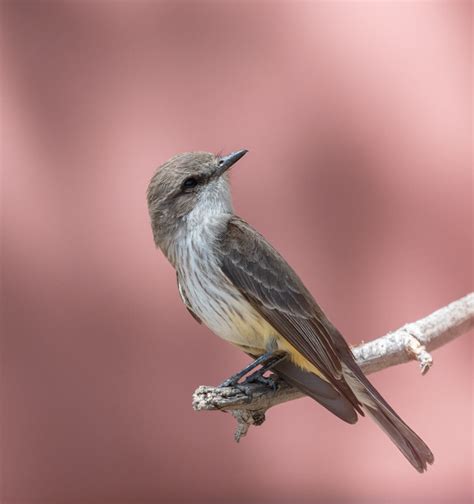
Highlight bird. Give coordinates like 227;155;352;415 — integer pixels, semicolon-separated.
147;149;434;473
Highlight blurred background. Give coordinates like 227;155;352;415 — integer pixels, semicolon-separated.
1;1;472;503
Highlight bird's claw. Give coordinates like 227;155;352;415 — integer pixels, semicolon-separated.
218;377;239;388
245;372;279;391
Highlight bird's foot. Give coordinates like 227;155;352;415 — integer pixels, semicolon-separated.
219;376;241;388
245;372;279;391
218;350;286;388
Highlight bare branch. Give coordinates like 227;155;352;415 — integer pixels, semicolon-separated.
192;293;474;440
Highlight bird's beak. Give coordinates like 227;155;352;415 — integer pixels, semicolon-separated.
216;149;248;176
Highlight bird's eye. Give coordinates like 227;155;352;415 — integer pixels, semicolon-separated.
182;177;198;191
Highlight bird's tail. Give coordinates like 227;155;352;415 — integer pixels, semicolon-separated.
342;362;434;473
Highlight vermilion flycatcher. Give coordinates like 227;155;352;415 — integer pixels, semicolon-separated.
147;149;433;472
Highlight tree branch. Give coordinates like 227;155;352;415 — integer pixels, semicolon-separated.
192;293;474;441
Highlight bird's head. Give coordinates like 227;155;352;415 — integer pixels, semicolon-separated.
147;149;247;254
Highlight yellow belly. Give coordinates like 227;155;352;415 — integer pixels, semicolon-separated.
229;312;328;381
274;337;328;381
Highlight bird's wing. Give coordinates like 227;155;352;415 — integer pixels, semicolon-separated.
218;216;360;409
218;218;433;471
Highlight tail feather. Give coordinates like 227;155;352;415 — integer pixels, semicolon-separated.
274;360;359;424
364;403;434;473
342;362;434;473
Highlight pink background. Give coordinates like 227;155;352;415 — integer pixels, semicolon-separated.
1;1;472;503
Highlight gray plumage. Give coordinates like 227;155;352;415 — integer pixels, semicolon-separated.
147;150;434;473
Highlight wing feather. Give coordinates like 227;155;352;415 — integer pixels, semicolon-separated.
217;218;435;470
218;217;354;392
